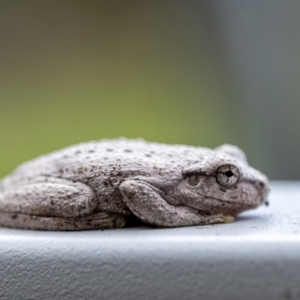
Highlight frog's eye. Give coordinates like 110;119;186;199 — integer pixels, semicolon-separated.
216;164;240;188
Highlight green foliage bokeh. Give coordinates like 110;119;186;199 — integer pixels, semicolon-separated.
1;1;300;179
0;1;238;178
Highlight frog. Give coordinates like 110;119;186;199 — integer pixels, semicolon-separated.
0;138;269;230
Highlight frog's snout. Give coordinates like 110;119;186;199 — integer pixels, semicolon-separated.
259;181;270;206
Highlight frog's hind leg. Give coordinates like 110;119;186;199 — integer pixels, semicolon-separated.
0;178;97;217
0;177;121;230
0;211;126;230
0;177;127;230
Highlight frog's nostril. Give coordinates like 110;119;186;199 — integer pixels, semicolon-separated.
259;182;265;188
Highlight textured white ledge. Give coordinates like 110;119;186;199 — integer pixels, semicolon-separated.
0;181;300;300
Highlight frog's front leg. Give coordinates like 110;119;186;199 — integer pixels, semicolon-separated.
119;180;234;228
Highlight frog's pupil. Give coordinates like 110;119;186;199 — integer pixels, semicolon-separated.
225;170;234;178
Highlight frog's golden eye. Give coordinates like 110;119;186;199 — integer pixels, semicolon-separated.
216;164;240;188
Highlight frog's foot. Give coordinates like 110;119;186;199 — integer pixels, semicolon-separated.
119;180;234;228
0;177;97;219
0;211;126;230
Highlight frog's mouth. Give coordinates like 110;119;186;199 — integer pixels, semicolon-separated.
181;172;269;211
184;188;268;215
188;193;256;213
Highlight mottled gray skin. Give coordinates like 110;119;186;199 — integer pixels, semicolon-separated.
0;138;269;230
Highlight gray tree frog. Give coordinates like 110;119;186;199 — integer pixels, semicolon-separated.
0;138;269;230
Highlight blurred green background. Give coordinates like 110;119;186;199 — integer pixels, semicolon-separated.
1;1;299;179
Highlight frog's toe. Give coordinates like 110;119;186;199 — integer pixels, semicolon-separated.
0;211;126;230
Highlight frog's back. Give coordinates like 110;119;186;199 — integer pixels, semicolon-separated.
2;139;209;189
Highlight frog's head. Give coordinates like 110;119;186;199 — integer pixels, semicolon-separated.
173;144;269;216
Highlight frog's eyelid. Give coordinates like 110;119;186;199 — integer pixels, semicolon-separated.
182;166;206;178
183;161;239;178
182;170;201;179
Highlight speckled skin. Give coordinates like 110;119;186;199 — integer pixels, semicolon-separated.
0;138;269;230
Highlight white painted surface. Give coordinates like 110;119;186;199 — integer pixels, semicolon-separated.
0;182;300;300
